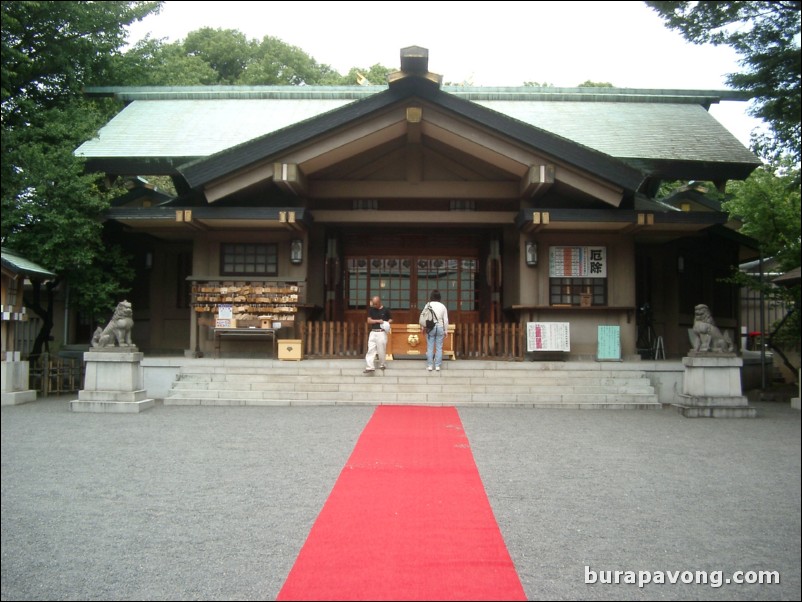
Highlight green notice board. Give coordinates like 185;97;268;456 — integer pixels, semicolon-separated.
597;325;621;361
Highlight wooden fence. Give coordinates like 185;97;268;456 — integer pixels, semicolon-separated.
299;321;369;358
299;322;525;360
452;322;525;360
28;353;84;395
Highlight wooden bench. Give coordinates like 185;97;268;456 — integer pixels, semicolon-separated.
214;328;277;358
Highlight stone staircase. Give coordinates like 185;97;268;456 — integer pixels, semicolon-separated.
163;359;662;409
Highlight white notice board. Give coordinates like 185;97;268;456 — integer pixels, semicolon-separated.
526;322;570;352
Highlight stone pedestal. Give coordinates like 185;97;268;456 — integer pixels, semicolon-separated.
673;353;756;418
1;358;36;405
70;348;154;413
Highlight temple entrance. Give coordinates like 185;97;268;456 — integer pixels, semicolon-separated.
326;230;501;325
343;256;480;325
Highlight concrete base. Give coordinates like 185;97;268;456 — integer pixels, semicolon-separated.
672;354;756;418
673;405;758;418
1;359;37;405
1;389;37;405
70;394;155;413
71;348;154;413
674;394;757;418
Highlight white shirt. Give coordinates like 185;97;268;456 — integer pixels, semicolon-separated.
428;300;449;331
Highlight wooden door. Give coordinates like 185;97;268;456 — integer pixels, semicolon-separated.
342;256;479;358
343;256;480;324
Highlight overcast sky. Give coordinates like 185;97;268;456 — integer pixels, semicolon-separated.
125;0;766;148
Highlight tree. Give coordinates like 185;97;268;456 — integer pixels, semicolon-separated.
183;27;255;84
1;1;161;128
1;1;160;354
646;1;801;164
723;162;800;350
723;162;801;273
342;64;395;87
241;35;342;85
576;80;614;87
110;37;219;86
112;30;358;87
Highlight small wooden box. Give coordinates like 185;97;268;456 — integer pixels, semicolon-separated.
580;293;592;307
278;339;303;361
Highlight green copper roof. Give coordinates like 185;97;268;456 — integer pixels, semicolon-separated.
1;247;56;279
75;85;759;174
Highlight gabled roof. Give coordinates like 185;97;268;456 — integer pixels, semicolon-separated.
774;266;801;286
176;77;645;195
662;185;724;211
1;248;56;279
76;84;760;189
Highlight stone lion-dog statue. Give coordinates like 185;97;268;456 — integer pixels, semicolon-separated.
689;303;734;353
91;300;135;348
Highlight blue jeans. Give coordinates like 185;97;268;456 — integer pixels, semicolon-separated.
426;324;445;367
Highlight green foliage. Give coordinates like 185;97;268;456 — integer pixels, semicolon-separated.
724;163;801;347
1;101;135;315
723;162;801;272
1;1;159;329
576;80;614;87
109;37;219;85
523;81;553;87
112;29;368;86
645;1;801;164
241;35;339;85
1;1;161;127
342;65;394;86
183;27;255;84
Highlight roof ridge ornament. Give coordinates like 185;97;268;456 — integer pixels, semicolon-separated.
388;46;443;89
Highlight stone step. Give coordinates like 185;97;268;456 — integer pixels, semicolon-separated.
164;393;660;408
169;380;654;395
170;371;654;383
175;371;652;383
163;359;661;408
174;359;649;374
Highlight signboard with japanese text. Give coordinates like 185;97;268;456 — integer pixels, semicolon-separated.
549;246;607;278
526;322;571;352
596;325;621;361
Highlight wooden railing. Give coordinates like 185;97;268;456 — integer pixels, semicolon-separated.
28;353;85;395
299;322;525;360
299;321;369;358
453;322;525;360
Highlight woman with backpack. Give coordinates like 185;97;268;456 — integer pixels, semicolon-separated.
420;290;449;372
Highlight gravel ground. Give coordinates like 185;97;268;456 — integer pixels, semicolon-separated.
2;395;799;601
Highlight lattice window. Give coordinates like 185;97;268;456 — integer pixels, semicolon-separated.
220;243;277;276
549;277;607;306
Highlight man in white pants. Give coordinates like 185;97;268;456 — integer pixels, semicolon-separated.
365;296;392;373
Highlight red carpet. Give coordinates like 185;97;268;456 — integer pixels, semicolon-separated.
277;405;526;601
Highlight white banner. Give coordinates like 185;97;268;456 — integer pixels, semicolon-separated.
549;246;607;278
526;322;571;352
